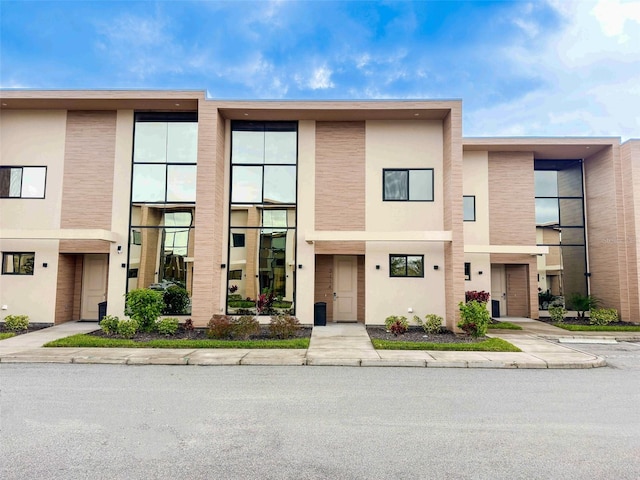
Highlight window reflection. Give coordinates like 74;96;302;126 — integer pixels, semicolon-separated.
264;165;296;203
535;159;587;306
128;205;194;314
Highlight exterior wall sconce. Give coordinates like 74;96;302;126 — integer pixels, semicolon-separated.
117;245;122;254
478;271;483;275
376;265;380;270
433;265;439;270
221;264;226;269
42;263;48;268
584;272;591;277
298;264;303;269
121;263;126;268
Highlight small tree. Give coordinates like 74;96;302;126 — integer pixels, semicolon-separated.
458;300;490;338
125;288;164;333
567;293;600;318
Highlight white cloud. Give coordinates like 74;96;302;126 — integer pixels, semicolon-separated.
302;66;334;90
466;0;640;140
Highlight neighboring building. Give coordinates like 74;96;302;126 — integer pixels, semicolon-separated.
1;90;639;329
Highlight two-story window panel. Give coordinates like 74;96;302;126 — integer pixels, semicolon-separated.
0;166;47;198
383;168;433;201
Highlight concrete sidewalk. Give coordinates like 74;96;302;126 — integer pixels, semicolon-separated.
0;320;611;368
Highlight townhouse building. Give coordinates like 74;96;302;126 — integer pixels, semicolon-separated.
1;90;638;330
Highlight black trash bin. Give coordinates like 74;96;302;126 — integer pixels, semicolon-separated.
98;301;107;321
491;300;500;319
314;302;327;326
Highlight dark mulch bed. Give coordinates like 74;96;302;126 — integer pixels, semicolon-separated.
88;325;312;342
366;326;485;344
0;323;51;337
538;317;635;327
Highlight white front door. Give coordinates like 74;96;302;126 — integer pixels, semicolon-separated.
333;255;357;322
490;264;507;317
81;254;108;320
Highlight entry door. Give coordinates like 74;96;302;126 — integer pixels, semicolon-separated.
333;256;357;322
490;264;507;316
506;264;529;317
81;254;109;320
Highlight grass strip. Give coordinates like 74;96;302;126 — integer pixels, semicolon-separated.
371;337;521;352
0;332;17;340
45;334;309;349
553;323;640;332
488;322;523;330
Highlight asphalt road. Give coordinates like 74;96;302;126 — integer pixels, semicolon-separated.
1;351;639;480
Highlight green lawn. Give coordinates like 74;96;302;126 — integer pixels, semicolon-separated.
45;334;310;349
371;337;521;352
553;323;640;332
488;322;523;330
0;332;16;340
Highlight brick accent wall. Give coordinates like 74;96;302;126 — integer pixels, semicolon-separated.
442;107;465;330
621;141;640;322
55;254;76;324
584;146;627;318
191;104;225;326
488;152;536;246
315;122;365;231
357;255;365;323
314;241;365;255
61;111;116;230
314;255;334;321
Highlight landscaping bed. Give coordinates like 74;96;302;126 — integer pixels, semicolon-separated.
366;327;521;352
538;317;640;331
45;325;312;349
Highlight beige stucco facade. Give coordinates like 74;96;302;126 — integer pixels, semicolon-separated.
1;90;639;328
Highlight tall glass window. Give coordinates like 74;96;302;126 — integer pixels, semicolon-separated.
128;113;197;314
535;159;587;308
227;122;297;315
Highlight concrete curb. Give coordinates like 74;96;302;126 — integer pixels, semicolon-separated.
0;348;607;369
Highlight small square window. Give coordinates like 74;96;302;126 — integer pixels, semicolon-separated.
0;167;46;199
383;169;433;202
463;196;476;221
2;252;35;275
390;255;424;278
232;233;246;248
464;262;471;281
229;269;243;280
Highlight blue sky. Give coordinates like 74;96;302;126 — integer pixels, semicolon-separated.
1;0;639;139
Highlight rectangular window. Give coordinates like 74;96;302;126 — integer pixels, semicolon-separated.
383;169;433;201
464;262;471;281
2;252;35;275
229;269;243;280
232;233;246;248
463;196;476;221
0;166;46;199
389;254;424;278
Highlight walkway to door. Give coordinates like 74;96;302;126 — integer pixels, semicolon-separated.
307;323;379;365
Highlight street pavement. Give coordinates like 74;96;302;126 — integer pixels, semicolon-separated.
1;318;635;368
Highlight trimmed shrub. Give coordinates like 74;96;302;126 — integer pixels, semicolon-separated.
4;314;29;332
269;315;300;339
156;317;179;335
162;285;190;315
207;315;235;339
125;288;165;332
567;293;600;318
99;315;120;335
589;308;618;326
416;314;443;335
227;294;243;302
183;318;194;332
384;315;409;334
234;315;261;339
548;305;566;323
465;290;490;304
458;300;490;337
116;319;138;339
228;301;257;309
